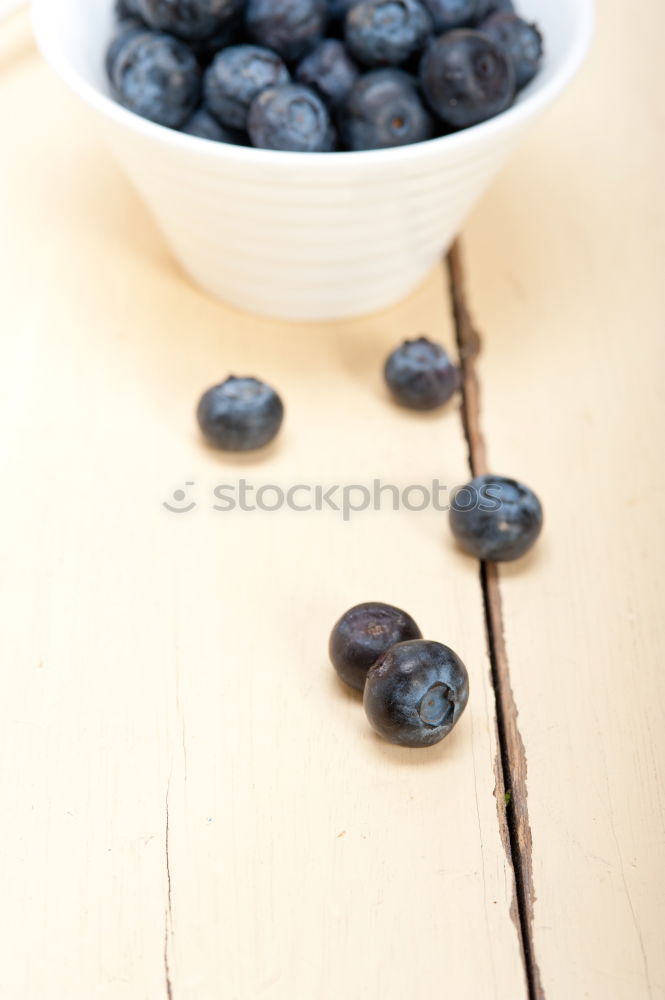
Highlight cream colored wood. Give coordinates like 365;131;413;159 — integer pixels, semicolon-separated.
0;24;524;1000
461;0;665;995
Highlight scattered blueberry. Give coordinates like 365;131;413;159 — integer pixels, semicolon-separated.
421;0;476;33
339;68;432;150
345;0;432;68
420;29;515;128
182;106;246;142
296;39;359;107
479;11;543;89
136;0;243;42
204;45;290;130
364;640;469;748
111;31;201;129
329;602;422;691
450;474;543;561
248;84;335;151
245;0;328;64
196;376;284;451
384;335;460;410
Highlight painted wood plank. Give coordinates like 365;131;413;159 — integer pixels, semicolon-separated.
461;0;665;995
0;32;525;1000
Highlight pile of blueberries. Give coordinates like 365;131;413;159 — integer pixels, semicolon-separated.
107;0;544;152
197;335;543;747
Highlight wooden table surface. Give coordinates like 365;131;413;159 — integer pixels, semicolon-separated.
1;2;664;998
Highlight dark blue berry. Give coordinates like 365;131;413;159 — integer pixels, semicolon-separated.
339;68;432;150
296;39;359;107
450;474;543;561
187;22;240;62
204;45;290;130
115;0;142;20
421;0;476;32
474;0;514;22
197;376;284;451
182;106;246;142
111;31;201;129
384;336;460;410
245;0;328;64
329;602;422;691
420;29;515;128
248;84;335;151
105;18;145;80
327;0;356;21
345;0;432;68
137;0;243;41
364;640;469;748
479;12;543;89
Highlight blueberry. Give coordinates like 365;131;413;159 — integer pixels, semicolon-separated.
296;40;359;107
421;0;476;32
420;29;515;128
204;45;290;130
182;106;247;142
479;12;543;89
187;22;240;62
450;474;543;561
111;31;201;129
345;0;432;68
245;0;328;64
474;0;514;22
364;640;469;748
197;376;284;451
327;0;356;21
105;18;145;80
115;0;142;20
384;335;460;410
329;602;422;691
339;68;433;150
248;84;335;151
137;0;243;41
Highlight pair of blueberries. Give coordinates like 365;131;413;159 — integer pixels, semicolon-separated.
196;335;461;450
330;602;470;748
107;0;544;152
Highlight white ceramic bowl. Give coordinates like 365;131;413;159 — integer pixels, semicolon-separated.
32;0;593;320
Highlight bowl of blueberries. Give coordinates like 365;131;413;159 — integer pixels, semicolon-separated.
33;0;592;320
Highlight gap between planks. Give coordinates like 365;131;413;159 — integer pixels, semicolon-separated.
446;242;544;1000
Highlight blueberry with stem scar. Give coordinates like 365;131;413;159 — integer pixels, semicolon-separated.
111;31;201;129
344;0;433;69
420;29;515;128
479;11;543;90
364;639;469;748
339;68;433;150
248;84;335;151
204;45;290;130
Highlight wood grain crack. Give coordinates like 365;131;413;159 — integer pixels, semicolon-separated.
164;775;174;1000
446;242;544;1000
